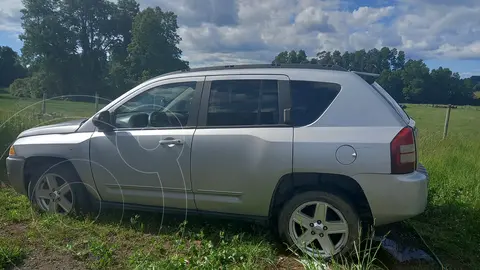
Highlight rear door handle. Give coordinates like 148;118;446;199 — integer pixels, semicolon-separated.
159;139;183;147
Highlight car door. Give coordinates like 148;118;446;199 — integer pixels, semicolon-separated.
89;76;205;209
191;75;293;217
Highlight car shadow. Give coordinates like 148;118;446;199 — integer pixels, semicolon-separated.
86;206;275;246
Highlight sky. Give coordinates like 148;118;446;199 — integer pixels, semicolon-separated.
0;0;479;78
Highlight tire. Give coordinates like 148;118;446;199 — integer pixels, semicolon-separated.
278;191;360;259
28;162;91;215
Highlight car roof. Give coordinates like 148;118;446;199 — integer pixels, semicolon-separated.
158;64;346;78
151;64;378;84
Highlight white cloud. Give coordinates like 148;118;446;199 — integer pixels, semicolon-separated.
0;0;479;67
141;0;238;27
0;1;22;32
351;6;394;26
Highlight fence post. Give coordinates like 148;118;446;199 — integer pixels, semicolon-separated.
95;92;99;112
41;92;46;115
443;104;451;139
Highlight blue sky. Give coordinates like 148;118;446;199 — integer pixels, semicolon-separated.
1;0;479;77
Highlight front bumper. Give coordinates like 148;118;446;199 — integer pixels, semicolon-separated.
5;156;27;195
353;164;429;226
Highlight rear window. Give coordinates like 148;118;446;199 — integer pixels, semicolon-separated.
371;82;410;123
291;80;341;126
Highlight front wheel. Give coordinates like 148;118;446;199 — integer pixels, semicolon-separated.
278;191;360;259
28;163;89;215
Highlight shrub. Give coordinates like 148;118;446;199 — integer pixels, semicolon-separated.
8;75;46;99
8;77;31;97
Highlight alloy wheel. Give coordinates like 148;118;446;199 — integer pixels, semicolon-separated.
34;173;74;214
288;201;349;258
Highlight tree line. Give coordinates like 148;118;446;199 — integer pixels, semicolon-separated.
273;49;480;105
6;0;187;101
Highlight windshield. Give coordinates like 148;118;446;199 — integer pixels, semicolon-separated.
116;85;192;114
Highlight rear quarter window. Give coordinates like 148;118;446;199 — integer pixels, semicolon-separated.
371;82;410;124
291;80;341;126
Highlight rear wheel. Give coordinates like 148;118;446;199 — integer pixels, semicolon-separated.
28;163;89;215
278;191;360;259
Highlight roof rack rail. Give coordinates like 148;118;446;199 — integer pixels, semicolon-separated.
161;63;348;76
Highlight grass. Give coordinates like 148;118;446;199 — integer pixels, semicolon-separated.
0;236;27;269
1;93;480;269
404;104;480;268
0;93;102;118
0;186;279;269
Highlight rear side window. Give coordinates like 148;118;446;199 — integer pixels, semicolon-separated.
207;79;280;126
371;82;410;124
291;80;341;126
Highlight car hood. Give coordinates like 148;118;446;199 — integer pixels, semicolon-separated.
17;118;87;138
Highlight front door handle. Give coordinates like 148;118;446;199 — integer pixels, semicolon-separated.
159;138;183;147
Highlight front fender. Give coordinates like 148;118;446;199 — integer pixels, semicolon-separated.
12;132;99;199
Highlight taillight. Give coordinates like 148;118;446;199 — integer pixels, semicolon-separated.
391;127;416;174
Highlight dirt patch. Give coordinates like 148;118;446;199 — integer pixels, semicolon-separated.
271;255;304;269
15;247;87;270
0;222;87;270
0;223;28;236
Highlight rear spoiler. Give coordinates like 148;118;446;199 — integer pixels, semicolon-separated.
352;71;380;84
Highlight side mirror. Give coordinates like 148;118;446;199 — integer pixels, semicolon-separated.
92;111;113;131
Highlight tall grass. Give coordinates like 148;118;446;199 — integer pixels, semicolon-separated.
294;227;386;270
405;105;480;268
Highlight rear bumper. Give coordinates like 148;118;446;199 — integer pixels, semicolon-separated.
5;157;27;195
353;164;428;226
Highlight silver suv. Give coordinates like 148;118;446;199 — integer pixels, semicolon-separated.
5;64;428;258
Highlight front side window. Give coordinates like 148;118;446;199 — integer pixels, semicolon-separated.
291;80;341;126
206;79;280;126
114;82;197;128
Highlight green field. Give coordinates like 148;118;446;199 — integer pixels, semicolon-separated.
1;93;479;269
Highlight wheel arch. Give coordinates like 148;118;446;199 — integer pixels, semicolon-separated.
23;156;85;198
269;173;373;225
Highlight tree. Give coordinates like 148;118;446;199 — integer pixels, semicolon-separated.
401;60;430;103
449;73;474;105
288;50;298;64
317;51;333;65
272;51;288;64
341;51;352;70
0;46;26;88
16;0;188;99
365;48;381;74
127;7;188;82
393;51;405;70
107;0;140;96
332;50;342;66
62;0;120;97
271;47;476;105
377;70;404;102
272;50;308;64
427;67;453;104
379;47;391;71
19;0;78;97
297;50;308;63
111;0;140;63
